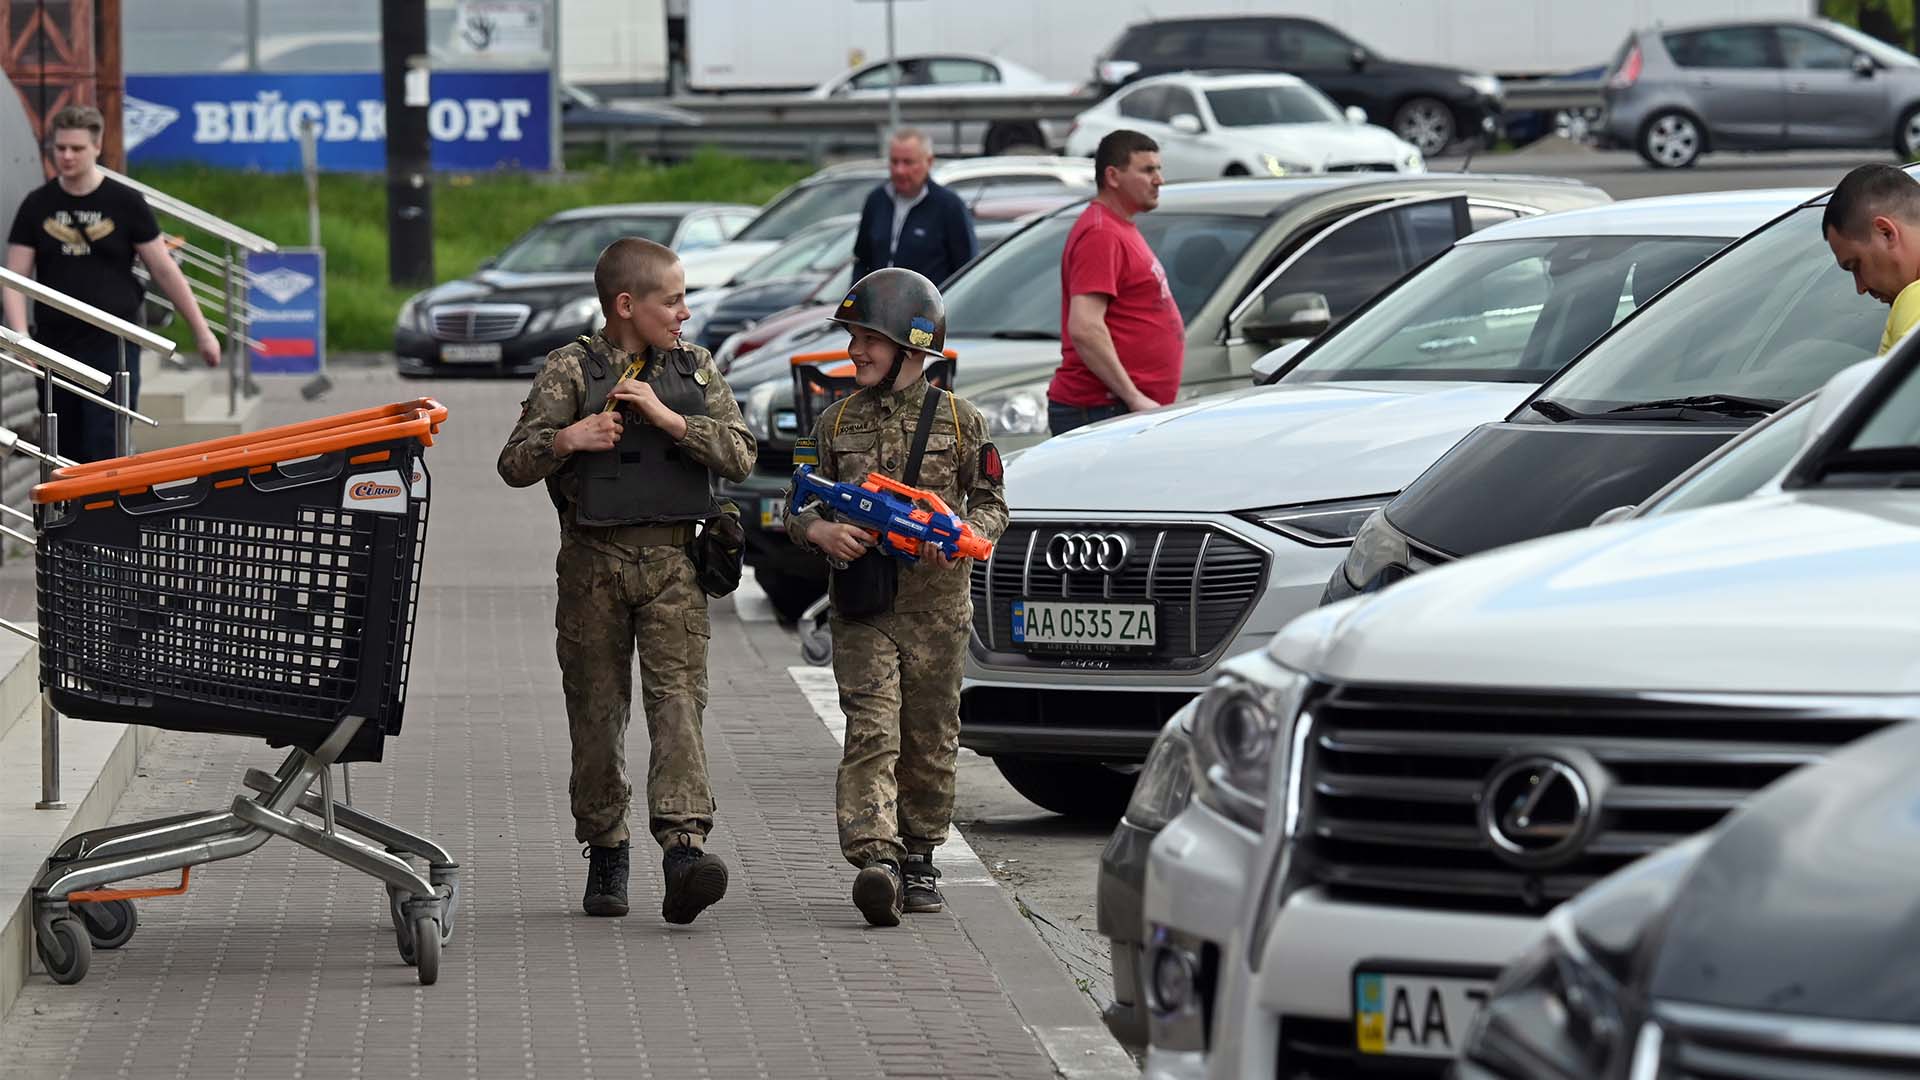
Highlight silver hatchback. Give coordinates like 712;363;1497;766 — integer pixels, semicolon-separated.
1603;17;1920;168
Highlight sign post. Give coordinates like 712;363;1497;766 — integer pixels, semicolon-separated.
245;248;325;378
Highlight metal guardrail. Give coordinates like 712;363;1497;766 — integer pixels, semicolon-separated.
578;80;1607;163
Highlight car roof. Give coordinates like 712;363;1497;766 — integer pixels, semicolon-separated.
805;156;1093;182
1459;188;1819;244
1149;174;1600;218
548;202;753;221
1127;70;1310;90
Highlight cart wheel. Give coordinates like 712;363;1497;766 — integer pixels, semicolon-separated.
37;917;91;985
77;899;138;950
389;887;418;966
412;916;441;985
435;881;459;942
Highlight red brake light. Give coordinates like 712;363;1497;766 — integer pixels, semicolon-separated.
1608;46;1642;90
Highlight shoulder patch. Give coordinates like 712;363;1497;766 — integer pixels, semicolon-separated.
980;442;1003;485
694;367;711;386
793;436;819;466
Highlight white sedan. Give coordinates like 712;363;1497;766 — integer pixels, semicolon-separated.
1066;71;1424;181
807;52;1078;155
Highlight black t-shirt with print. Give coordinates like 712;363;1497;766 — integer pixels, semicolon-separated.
7;176;159;352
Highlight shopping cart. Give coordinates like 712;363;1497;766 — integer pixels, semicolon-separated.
27;398;459;986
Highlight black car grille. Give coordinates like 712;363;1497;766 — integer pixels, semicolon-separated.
430;305;530;342
1298;685;1891;914
968;521;1266;666
1326;163;1399;173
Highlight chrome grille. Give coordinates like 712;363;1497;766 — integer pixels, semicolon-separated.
429;304;530;342
1658;1003;1920;1079
1298;685;1891;913
968;521;1266;665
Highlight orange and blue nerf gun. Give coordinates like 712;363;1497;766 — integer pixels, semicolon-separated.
789;465;994;563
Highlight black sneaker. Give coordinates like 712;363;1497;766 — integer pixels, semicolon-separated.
661;843;729;925
902;854;943;914
582;841;630;917
852;860;903;927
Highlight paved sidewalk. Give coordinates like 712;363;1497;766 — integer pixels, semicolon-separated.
0;368;1117;1079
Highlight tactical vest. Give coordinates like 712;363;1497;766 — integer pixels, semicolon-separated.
571;339;715;527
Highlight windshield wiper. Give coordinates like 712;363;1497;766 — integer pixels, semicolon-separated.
1526;397;1589;421
986;329;1058;341
1604;394;1786;417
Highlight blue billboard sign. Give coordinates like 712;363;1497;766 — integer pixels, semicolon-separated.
124;71;552;172
246;248;325;376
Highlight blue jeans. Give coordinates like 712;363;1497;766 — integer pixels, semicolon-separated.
1047;400;1126;436
49;338;138;463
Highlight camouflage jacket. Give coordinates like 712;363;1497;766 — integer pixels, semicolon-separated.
786;376;1008;614
497;333;756;539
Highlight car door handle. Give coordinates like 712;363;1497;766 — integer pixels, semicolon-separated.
1693;76;1714;88
1790;81;1812;93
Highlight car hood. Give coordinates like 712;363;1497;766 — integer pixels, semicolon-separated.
1005;381;1535;512
420;268;595;308
681;241;780;290
1315;491;1920;694
1647;718;1920;1025
1223;122;1414;165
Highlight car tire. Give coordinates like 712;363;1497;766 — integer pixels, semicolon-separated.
1222;163;1251;177
1392;97;1455;157
1895;105;1920;162
993;756;1139;820
985;121;1046;156
1638;109;1703;168
753;568;824;624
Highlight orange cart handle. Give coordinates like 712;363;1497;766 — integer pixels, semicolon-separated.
54;398;448;479
791;348;958;365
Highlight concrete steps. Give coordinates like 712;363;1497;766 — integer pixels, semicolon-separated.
131;352;261;454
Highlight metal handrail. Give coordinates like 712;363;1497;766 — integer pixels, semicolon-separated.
101;167;278;254
0;265;176;358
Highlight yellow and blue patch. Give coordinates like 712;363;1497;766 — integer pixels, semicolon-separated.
793;436;819;466
907;315;937;348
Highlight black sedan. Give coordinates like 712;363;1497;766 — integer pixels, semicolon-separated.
394;201;755;377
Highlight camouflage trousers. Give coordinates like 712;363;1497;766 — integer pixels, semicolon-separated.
829;607;970;868
556;533;715;850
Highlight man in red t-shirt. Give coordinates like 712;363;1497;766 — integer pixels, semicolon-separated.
1047;128;1183;436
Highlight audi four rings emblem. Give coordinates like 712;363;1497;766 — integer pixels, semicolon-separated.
1045;532;1131;573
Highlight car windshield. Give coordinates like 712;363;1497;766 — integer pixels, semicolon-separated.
1527;206;1883;415
1205;85;1343;126
1837;357;1920;455
1282;234;1725;384
1641;396;1814;516
734;177;875;242
1821;21;1920;68
942;209;1264;336
738;221;857;284
493;215;679;273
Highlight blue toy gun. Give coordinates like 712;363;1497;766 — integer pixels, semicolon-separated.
788;465;993;563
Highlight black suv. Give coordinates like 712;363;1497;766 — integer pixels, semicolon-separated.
1092;15;1504;156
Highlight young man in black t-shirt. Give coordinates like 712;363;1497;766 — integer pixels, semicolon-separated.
4;105;222;462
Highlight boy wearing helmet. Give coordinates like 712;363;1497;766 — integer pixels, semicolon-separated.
786;267;1009;927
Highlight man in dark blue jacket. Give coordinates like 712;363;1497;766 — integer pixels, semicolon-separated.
852;128;977;286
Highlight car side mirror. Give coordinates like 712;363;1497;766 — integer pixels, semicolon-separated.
1241;291;1330;346
1854;52;1876;78
1169;113;1203;135
1349;46;1369;71
1590;505;1636;527
1250;337;1314;384
1345;105;1368;125
476;255;496;270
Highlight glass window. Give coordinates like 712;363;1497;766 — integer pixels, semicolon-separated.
927;59;998;85
678;215;726;251
1275;21;1356;66
735;178;875;243
494;216;679;274
1662;27;1777;69
1143;26;1202;60
1205;85;1342;126
1778;27;1858;70
1847;362;1920;451
1642;398;1814;516
1820;22;1920;68
941;211;1263;337
721;211;756;237
738;221;858;283
1117;85;1165;121
849;63;901;90
1260;202;1461;327
1160;87;1202;123
1284;234;1725;384
1470;205;1528;231
1533;206;1884;414
1200;25;1274;67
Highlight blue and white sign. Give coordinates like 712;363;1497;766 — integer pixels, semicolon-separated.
246;248;325;376
124;70;552;172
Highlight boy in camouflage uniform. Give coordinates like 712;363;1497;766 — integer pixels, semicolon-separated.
498;237;755;924
786;267;1009;927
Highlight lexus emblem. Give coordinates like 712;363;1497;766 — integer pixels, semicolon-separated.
1478;754;1598;869
1044;531;1131;573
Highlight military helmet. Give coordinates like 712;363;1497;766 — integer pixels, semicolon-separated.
829;267;947;356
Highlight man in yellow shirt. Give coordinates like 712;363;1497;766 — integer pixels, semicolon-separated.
1824;163;1920;354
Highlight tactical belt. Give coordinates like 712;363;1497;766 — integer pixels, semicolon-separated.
572;521;697;547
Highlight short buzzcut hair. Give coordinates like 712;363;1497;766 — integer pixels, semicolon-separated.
1824;163;1920;239
888;126;932;156
48;105;103;143
594;237;680;313
1094;129;1158;190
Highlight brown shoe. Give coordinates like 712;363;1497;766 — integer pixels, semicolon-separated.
852;861;903;927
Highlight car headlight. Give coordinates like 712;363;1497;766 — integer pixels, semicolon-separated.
529;294;601;336
1341;508;1420;592
1460;73;1504;100
1189;666;1308;829
1262;153;1314;177
397;292;431;333
1246;495;1394;547
744;381;779;442
975;382;1050;436
1123;714;1195;831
